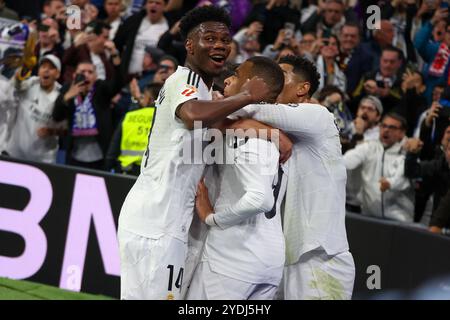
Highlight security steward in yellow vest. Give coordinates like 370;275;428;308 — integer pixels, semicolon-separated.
105;82;162;175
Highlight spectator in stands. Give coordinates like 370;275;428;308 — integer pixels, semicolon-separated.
338;22;372;97
226;39;244;64
123;0;145;18
233;20;263;61
157;19;186;65
105;79;161;175
405;127;450;224
352;46;404;115
418;87;450;160
317;85;353;142
42;0;65;20
361;20;395;71
63;20;118;82
414;6;450;103
413;83;445;139
111;45;164;128
262;27;301;61
394;69;428;137
151;54;177;84
413;101;450;222
198;0;252;35
52;55;129;170
429;187;450;235
383;0;418;64
138;45;164;87
346;95;383;151
0;0;19;20
114;0;169;76
301;0;346;38
244;0;300;50
316;34;346;93
298;32;318;61
344;95;383;213
5;55;65;163
103;0;124;40
72;0;100;26
344;113;414;223
35;18;64;73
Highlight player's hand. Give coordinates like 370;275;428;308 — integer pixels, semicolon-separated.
278;130;293;163
379;177;391;192
212;90;224;101
195;179;214;223
241;76;271;104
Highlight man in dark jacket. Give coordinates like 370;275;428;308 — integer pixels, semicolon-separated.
351;46;404;115
338;22;372;97
114;0;169;76
429;188;450;235
405;133;450;223
62;20;116;83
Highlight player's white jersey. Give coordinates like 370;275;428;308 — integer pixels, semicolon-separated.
119;66;211;242
203;138;287;286
235;103;349;265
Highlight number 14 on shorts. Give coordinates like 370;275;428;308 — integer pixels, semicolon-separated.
167;264;184;300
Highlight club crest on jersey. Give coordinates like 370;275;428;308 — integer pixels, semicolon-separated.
181;85;197;97
166;293;175;300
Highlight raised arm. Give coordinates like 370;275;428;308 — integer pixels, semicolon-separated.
176;76;270;130
195;141;278;229
223;118;293;163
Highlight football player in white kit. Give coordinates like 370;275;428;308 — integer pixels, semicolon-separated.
226;55;355;300
185;57;288;300
117;6;273;300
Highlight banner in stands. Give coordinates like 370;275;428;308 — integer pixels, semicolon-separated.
0;156;135;298
0;18;27;60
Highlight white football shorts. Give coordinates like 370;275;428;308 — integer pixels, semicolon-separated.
118;229;187;300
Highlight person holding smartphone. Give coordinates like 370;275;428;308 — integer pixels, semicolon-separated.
152;54;178;84
52;31;131;170
352;46;404;115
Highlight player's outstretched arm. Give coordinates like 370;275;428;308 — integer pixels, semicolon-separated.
225;118;293;163
176;76;270;130
196;142;278;229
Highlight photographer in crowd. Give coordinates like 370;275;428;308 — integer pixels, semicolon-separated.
52;45;130;169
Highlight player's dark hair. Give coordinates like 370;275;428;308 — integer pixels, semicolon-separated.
247;56;285;103
179;6;231;40
278;55;321;96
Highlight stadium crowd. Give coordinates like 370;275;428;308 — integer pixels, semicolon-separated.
0;0;449;236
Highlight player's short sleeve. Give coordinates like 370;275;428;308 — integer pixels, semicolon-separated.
166;69;204;121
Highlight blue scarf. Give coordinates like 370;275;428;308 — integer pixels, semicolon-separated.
71;87;98;137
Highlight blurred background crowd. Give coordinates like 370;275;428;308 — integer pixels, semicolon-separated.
0;0;449;236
